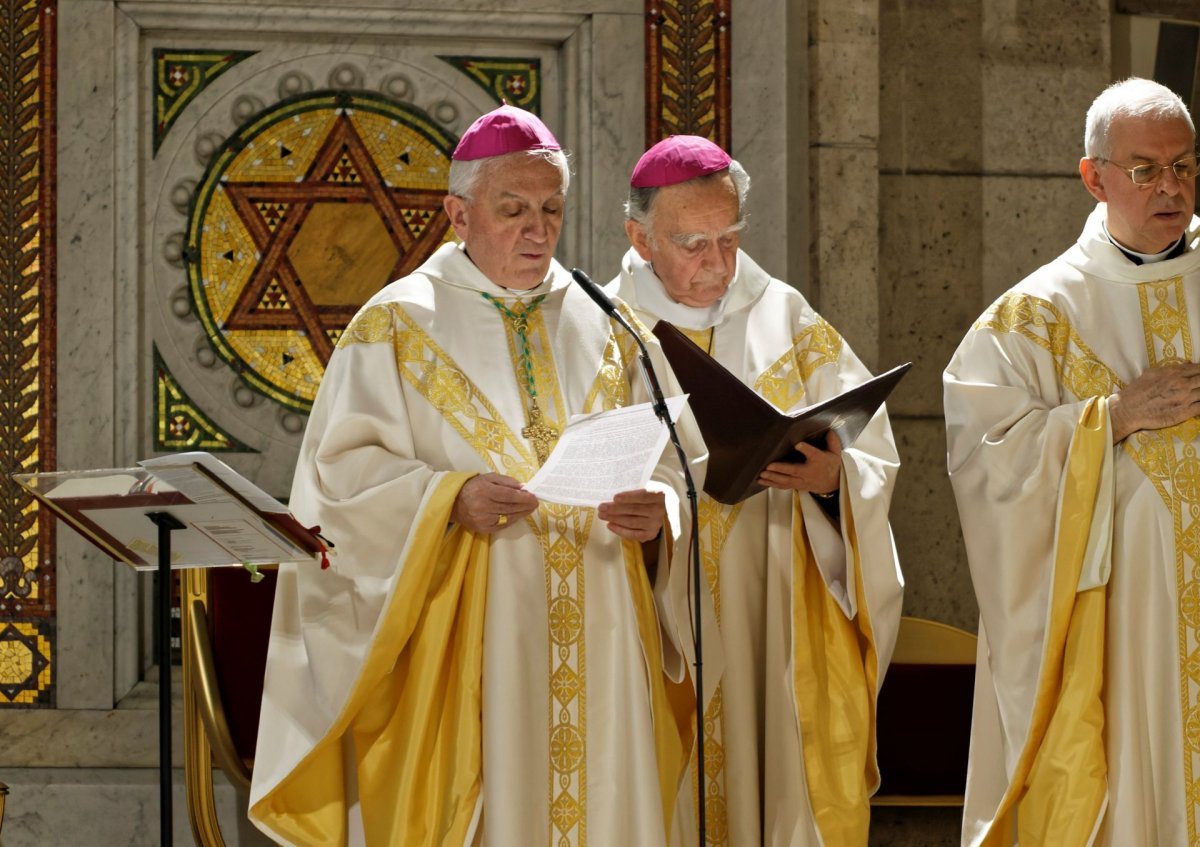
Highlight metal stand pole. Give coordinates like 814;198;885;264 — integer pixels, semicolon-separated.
148;511;184;847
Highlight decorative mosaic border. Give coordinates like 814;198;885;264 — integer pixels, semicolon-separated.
644;0;732;149
152;345;255;453
438;56;542;114
152;48;256;155
0;0;56;708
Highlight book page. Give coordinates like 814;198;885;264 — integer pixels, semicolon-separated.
139;452;287;513
524;396;687;507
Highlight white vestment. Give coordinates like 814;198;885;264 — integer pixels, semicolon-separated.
249;243;702;847
608;248;904;847
946;206;1200;846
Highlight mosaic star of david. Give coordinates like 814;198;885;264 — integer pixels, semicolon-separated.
222;113;449;365
187;92;457;412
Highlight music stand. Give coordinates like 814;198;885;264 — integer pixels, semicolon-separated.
13;452;327;847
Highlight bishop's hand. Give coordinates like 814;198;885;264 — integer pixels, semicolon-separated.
1110;362;1200;443
598;488;666;542
451;473;539;534
758;430;843;495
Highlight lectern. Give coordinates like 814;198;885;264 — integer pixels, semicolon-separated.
13;452;327;846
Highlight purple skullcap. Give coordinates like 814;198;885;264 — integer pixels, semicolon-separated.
451;104;561;161
630;135;732;188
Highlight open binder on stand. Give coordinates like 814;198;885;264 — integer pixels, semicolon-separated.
13;451;328;847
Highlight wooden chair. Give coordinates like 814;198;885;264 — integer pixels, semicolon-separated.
181;566;277;846
872;615;977;806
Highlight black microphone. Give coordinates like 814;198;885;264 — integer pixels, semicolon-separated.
570;265;709;847
570;268;619;317
571;268;669;422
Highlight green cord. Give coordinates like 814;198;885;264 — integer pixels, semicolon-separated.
480;292;547;402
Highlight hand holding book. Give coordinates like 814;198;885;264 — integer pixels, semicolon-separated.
652;321;911;505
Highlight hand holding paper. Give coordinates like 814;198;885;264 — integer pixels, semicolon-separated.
523;395;689;508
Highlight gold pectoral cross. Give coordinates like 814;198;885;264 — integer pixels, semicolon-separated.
522;403;558;465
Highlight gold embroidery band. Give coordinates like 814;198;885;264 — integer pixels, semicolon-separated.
982;285;1200;841
341;300;596;846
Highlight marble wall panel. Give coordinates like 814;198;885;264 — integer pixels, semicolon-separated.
980;0;1110;174
733;0;803;284
879;0;983;174
811;146;882;366
589;12;643;277
55;0;121;711
1;706;175;768
890;416;975;632
981;175;1101;307
0;767;264;847
879;173;982;416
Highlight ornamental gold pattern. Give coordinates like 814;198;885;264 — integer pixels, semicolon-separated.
1128;279;1200;843
187;92;455;412
980;286;1200;841
673;318;844;843
690;494;742;845
756;316;843;412
644;0;732;149
0;0;55;708
976;293;1122;402
342;300;619;845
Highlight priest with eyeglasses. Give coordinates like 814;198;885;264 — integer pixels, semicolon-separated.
945;77;1200;846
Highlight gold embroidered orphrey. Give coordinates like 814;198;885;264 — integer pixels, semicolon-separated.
340;301;640;846
677;318;844;844
980;282;1200;840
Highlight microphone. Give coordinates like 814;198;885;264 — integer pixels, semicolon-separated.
570;266;709;847
570;268;619;317
571;268;669;421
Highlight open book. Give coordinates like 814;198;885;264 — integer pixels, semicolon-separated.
652;321;911;505
13;452;328;570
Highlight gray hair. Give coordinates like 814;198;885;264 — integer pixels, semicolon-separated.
1084;77;1196;159
624;159;751;231
447;148;571;201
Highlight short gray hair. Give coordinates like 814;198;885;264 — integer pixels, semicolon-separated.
624;159;751;231
447;148;571;201
1084;77;1196;159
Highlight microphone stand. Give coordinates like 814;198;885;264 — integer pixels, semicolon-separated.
571;268;707;846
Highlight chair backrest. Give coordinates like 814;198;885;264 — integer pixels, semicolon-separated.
873;616;977;805
182;565;278;846
207;566;277;762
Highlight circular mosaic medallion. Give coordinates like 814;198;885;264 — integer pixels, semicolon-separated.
186;90;457;412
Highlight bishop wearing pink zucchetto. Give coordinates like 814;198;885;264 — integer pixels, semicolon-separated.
607;135;904;847
250;105;706;847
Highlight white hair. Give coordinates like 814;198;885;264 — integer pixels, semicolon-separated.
624;159;751;232
447;148;571;201
1084;77;1196;159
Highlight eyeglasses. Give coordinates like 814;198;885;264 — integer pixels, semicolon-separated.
1094;154;1200;186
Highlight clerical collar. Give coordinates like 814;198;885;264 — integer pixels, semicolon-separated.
630;253;738;330
1102;221;1187;265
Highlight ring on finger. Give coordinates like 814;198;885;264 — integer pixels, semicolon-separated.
497;514;508;527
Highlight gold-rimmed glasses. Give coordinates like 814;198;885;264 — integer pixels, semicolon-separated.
1094;153;1199;187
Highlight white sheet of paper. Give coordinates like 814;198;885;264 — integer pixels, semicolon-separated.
524;395;688;507
139;452;287;513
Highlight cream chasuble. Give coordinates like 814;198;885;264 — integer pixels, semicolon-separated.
607;248;905;847
946;206;1200;846
249;243;703;847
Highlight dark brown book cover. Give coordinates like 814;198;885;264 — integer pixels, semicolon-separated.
652;320;911;505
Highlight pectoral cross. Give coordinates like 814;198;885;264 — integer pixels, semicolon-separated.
522;403;558;465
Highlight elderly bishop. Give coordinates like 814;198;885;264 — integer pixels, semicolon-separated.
607;136;904;846
249;106;701;847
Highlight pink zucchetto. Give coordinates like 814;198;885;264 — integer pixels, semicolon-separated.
452;104;561;161
630;135;732;188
